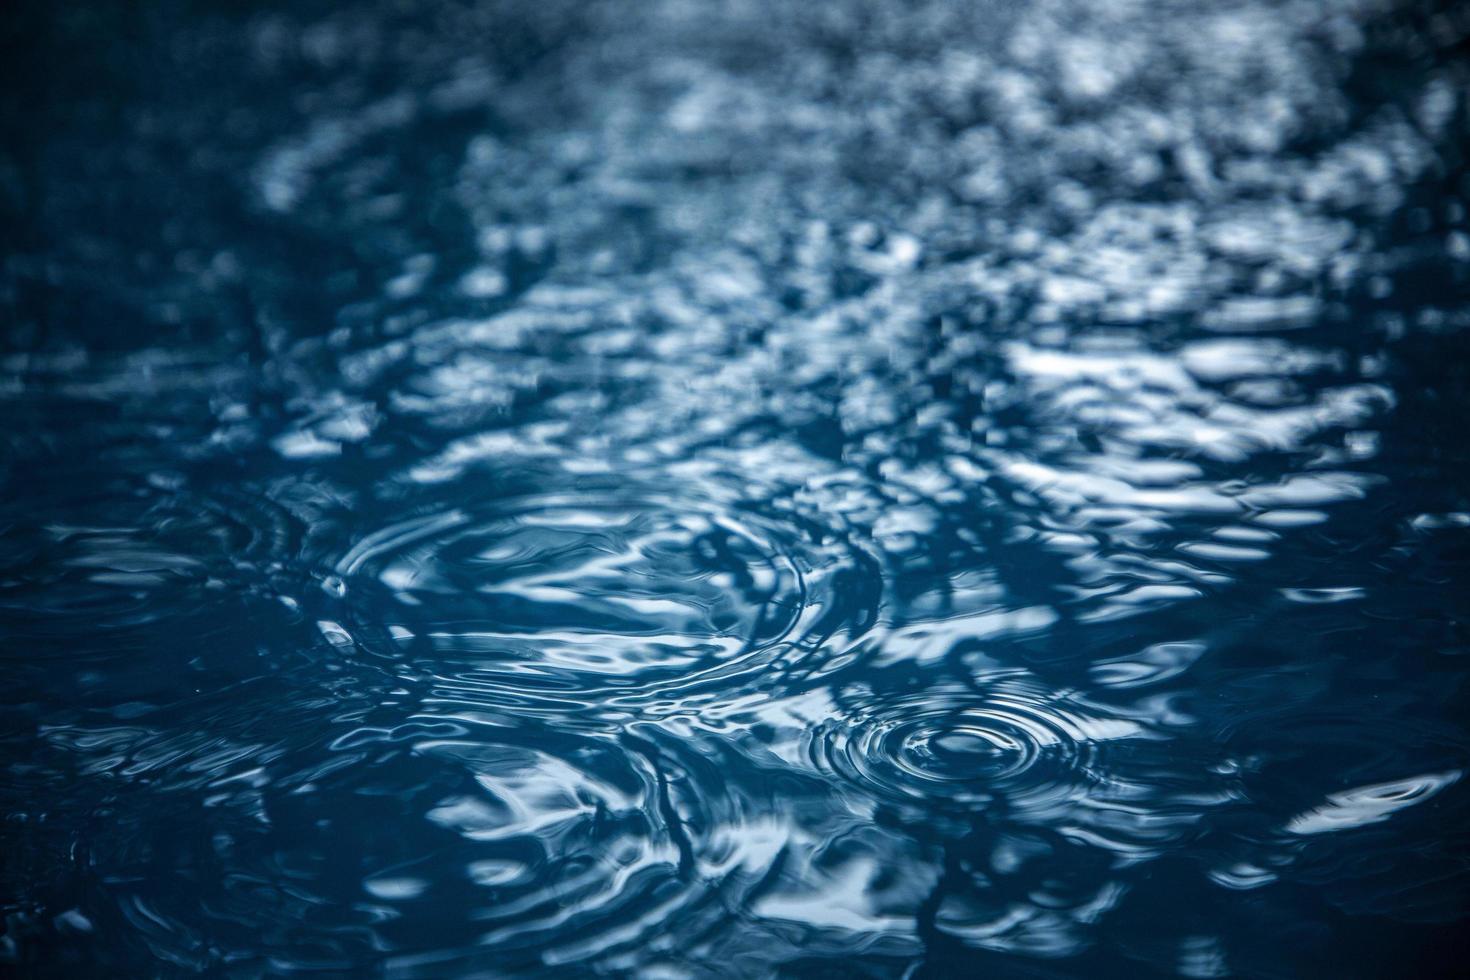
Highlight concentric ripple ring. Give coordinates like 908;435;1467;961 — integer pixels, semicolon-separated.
328;491;878;714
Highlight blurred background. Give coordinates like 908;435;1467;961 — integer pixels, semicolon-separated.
2;0;1469;976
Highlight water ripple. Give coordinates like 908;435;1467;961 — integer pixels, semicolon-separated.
325;486;881;720
806;679;1128;815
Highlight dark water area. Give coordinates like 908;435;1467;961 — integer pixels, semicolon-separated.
3;0;1470;975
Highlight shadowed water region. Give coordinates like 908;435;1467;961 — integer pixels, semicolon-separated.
3;0;1470;975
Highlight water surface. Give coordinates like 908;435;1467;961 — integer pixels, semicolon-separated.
3;0;1470;975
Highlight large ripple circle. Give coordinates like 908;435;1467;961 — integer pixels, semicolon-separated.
331;492;876;713
77;720;784;974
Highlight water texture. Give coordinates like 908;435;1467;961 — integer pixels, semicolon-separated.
3;0;1469;975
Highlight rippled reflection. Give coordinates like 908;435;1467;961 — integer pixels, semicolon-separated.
3;0;1469;974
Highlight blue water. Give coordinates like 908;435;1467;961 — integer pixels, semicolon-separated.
3;0;1469;975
